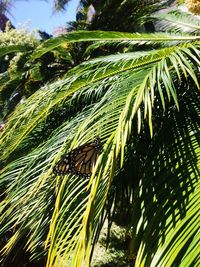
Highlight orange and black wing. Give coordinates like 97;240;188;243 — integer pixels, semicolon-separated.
53;155;71;175
72;143;100;177
53;137;103;178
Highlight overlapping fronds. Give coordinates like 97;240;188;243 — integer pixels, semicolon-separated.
0;31;73;121
31;31;199;60
133;90;200;266
0;45;30;57
153;10;200;34
0;28;200;267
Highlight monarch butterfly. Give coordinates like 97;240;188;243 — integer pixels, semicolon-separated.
53;137;103;178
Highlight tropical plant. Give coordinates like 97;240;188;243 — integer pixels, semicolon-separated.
0;23;74;122
88;0;176;32
152;9;200;34
0;0;15;31
0;10;200;267
53;0;177;32
0;0;176;33
0;0;77;32
0;23;39;121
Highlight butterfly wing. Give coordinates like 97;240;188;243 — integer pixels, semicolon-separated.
53;137;103;177
53;155;71;175
73;143;100;177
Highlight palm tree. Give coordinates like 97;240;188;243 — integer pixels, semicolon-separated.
0;26;72;121
0;0;176;32
54;0;176;32
88;0;176;32
0;0;14;31
0;0;75;32
53;0;72;11
0;10;200;267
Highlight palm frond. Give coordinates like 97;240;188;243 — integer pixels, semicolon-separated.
0;45;30;58
153;10;200;34
2;43;199;160
31;31;199;60
132;89;200;266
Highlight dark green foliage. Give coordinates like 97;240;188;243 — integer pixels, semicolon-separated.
0;41;73;121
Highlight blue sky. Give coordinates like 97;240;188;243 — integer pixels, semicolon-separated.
10;0;79;34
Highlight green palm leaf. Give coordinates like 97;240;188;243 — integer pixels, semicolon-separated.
0;45;30;58
153;10;200;34
132;90;200;266
31;31;199;60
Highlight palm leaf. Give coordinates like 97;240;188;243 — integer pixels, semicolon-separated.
132;89;200;266
153;10;200;34
1;42;199;160
31;31;199;60
0;45;30;58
